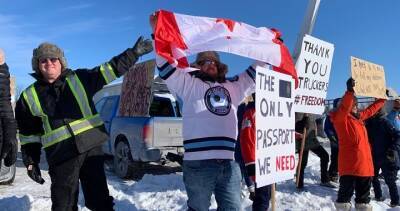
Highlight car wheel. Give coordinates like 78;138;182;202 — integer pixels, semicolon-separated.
114;141;135;179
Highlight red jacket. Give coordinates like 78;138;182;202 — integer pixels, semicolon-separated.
329;91;385;177
240;105;256;181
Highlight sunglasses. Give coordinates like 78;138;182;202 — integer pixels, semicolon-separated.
199;59;218;66
39;57;59;64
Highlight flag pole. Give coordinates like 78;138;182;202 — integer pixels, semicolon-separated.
292;0;321;189
271;183;276;211
296;127;307;187
292;0;321;63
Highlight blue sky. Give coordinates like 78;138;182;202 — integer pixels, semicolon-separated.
1;0;399;99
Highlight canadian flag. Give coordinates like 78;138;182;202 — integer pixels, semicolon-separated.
154;10;298;87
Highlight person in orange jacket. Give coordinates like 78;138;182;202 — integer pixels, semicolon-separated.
240;93;272;211
330;78;386;211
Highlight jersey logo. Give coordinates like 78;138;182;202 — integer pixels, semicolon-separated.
204;86;231;116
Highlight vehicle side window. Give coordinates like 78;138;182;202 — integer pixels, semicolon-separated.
149;97;175;117
100;97;117;121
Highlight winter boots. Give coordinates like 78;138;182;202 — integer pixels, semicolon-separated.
334;202;351;211
320;181;337;188
355;203;372;211
335;202;373;211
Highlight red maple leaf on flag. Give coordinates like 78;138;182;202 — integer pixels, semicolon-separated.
216;18;236;32
216;18;237;39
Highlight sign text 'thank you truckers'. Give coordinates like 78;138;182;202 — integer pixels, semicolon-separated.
294;35;335;114
255;67;295;187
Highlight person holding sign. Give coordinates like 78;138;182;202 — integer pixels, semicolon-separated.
330;78;386;211
240;93;272;211
150;13;261;210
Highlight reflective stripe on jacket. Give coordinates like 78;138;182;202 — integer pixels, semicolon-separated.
19;73;105;148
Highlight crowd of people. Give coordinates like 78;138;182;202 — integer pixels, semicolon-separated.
0;13;399;211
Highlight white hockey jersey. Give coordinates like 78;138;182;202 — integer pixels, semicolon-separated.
156;56;257;160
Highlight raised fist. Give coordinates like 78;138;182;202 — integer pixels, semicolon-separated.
346;77;355;92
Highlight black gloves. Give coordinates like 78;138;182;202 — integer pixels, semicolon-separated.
1;138;17;167
132;36;153;58
27;164;45;184
346;77;355;92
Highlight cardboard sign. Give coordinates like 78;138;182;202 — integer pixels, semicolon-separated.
351;57;386;99
119;60;155;117
294;35;335;114
255;67;296;187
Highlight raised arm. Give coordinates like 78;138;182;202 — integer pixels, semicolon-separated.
76;36;153;94
332;78;356;122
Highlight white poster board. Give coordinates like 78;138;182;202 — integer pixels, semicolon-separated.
255;67;296;187
294;35;334;114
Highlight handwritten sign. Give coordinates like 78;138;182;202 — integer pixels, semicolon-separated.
351;57;386;99
119;60;155;117
294;35;334;114
255;67;295;187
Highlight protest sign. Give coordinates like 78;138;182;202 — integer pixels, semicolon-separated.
351;56;386;99
119;60;155;117
294;35;334;114
255;67;295;187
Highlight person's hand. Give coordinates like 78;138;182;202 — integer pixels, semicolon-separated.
1;138;17;167
27;164;45;184
0;48;5;65
132;36;153;57
386;89;391;98
346;77;355;92
149;13;158;33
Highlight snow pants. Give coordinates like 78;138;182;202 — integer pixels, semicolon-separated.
337;175;372;204
372;163;399;204
48;146;114;211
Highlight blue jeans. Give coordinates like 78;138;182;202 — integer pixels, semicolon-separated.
183;159;242;211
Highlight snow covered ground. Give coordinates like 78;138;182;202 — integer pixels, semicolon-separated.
1;145;400;210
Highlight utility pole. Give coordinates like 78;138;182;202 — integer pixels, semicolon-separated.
292;0;321;63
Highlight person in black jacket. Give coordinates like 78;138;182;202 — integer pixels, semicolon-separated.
0;49;17;168
366;108;400;207
15;37;152;211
